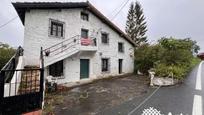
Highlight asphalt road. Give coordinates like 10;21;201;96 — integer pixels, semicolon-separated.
100;61;204;115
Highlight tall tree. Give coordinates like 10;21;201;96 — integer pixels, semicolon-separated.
126;3;135;40
126;1;148;46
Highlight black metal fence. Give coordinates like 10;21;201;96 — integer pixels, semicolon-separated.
0;47;44;114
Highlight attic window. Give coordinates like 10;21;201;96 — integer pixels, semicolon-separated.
81;12;89;21
49;19;65;38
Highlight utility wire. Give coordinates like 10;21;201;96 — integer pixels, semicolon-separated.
108;0;128;17
0;16;18;30
110;0;130;20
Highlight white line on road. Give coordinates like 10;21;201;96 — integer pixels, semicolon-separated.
127;86;161;115
192;95;203;115
195;61;203;90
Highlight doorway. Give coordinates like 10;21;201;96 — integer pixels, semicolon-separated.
119;59;123;74
80;59;90;79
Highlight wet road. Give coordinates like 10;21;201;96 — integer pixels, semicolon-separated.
101;61;204;115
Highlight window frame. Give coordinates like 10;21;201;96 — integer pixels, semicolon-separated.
81;12;89;21
101;58;110;72
48;60;64;78
49;19;65;38
81;29;89;38
118;42;124;53
101;32;109;44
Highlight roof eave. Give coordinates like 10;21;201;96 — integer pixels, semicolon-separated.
12;2;136;46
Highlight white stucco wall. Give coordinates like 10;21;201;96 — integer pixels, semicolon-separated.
24;8;134;83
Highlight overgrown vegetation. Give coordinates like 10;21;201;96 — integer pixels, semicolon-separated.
0;42;16;70
134;37;201;80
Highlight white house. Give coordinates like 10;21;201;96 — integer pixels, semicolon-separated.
13;2;136;84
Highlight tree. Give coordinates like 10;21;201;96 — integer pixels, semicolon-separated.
134;43;164;73
126;1;148;46
0;42;16;70
134;37;201;79
126;3;135;40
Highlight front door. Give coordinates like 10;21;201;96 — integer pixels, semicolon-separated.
80;59;89;79
119;59;123;74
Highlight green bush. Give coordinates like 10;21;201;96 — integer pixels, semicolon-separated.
0;42;16;70
134;37;201;79
154;63;187;80
134;44;164;74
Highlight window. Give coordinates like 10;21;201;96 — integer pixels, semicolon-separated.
101;58;110;72
101;33;109;44
81;12;89;21
118;42;124;53
49;19;64;38
49;60;63;77
81;29;89;38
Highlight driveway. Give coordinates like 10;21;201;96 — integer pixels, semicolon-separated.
45;61;204;115
44;75;153;115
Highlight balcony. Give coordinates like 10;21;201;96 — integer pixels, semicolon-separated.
79;37;98;51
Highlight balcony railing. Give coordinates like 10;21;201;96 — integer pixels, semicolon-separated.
81;37;97;46
43;35;97;57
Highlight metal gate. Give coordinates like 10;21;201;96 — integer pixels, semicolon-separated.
0;47;44;114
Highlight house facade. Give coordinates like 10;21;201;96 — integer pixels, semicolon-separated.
13;2;135;84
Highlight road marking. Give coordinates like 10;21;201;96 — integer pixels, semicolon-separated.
196;61;203;90
128;86;161;115
192;95;202;115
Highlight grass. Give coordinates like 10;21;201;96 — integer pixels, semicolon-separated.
43;92;65;115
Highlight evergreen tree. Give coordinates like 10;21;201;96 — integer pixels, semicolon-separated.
126;1;147;46
125;3;135;40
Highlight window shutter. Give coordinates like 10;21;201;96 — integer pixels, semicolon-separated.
63;25;65;38
101;59;103;72
49;21;52;35
108;59;110;72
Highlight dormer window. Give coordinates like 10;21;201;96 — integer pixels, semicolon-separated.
49;19;65;38
81;12;89;21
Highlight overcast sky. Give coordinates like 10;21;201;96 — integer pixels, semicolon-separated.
0;0;204;52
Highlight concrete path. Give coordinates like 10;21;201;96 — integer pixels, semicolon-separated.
100;61;204;115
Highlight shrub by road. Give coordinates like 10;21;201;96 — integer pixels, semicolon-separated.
134;37;201;80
